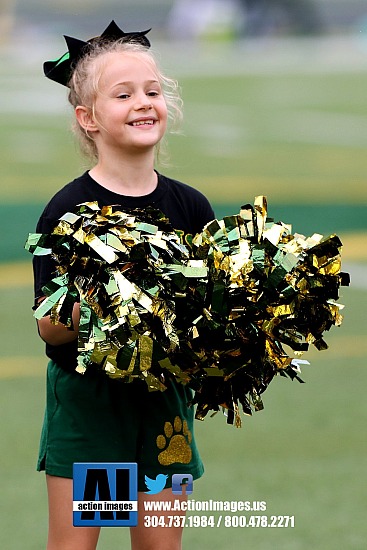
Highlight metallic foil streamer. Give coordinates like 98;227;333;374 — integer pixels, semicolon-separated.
25;197;349;426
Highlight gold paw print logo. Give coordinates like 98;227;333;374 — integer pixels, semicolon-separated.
156;416;192;466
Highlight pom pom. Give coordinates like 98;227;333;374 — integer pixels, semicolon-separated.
26;197;349;426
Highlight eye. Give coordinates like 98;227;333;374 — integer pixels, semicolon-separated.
117;93;130;100
147;90;160;97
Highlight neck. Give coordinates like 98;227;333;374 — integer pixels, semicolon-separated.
89;148;158;196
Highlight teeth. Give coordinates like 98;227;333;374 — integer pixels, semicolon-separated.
132;120;154;126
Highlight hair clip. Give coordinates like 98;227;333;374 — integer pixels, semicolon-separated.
43;20;151;87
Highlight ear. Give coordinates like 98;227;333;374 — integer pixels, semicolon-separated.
75;105;99;133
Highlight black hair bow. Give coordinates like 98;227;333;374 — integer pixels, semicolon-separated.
43;20;151;87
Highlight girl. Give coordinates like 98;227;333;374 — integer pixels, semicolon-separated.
33;21;214;550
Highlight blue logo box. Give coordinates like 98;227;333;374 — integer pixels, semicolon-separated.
73;462;138;527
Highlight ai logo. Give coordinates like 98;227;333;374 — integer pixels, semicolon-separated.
171;473;193;495
73;463;138;527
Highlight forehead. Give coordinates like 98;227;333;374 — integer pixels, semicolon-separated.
96;51;160;89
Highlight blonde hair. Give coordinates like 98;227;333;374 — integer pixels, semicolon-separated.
67;39;183;163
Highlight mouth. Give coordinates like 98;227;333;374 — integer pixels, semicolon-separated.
128;119;156;127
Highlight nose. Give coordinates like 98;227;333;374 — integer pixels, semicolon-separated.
134;91;153;111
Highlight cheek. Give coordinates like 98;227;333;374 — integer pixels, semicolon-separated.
159;115;168;138
159;102;168;128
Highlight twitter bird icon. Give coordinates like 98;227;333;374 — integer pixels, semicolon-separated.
145;474;168;494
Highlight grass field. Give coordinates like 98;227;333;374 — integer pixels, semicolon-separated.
1;35;366;549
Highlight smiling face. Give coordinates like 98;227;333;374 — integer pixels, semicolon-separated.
82;51;168;156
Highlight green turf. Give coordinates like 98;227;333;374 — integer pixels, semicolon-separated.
1;71;367;205
2;68;366;264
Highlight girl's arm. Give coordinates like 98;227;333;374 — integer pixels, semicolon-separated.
37;302;80;346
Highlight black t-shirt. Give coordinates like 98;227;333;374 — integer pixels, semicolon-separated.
33;171;215;370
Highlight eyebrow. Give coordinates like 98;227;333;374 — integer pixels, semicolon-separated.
111;79;160;89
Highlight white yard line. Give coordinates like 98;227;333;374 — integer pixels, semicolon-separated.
186;102;367;149
159;36;367;77
267;110;367;147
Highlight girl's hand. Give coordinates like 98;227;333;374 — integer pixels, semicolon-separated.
37;302;80;346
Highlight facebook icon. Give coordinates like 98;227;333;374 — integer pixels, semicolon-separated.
171;474;193;495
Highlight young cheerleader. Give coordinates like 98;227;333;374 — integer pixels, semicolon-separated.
33;21;214;550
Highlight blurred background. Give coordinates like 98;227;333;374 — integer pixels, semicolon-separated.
1;1;366;549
